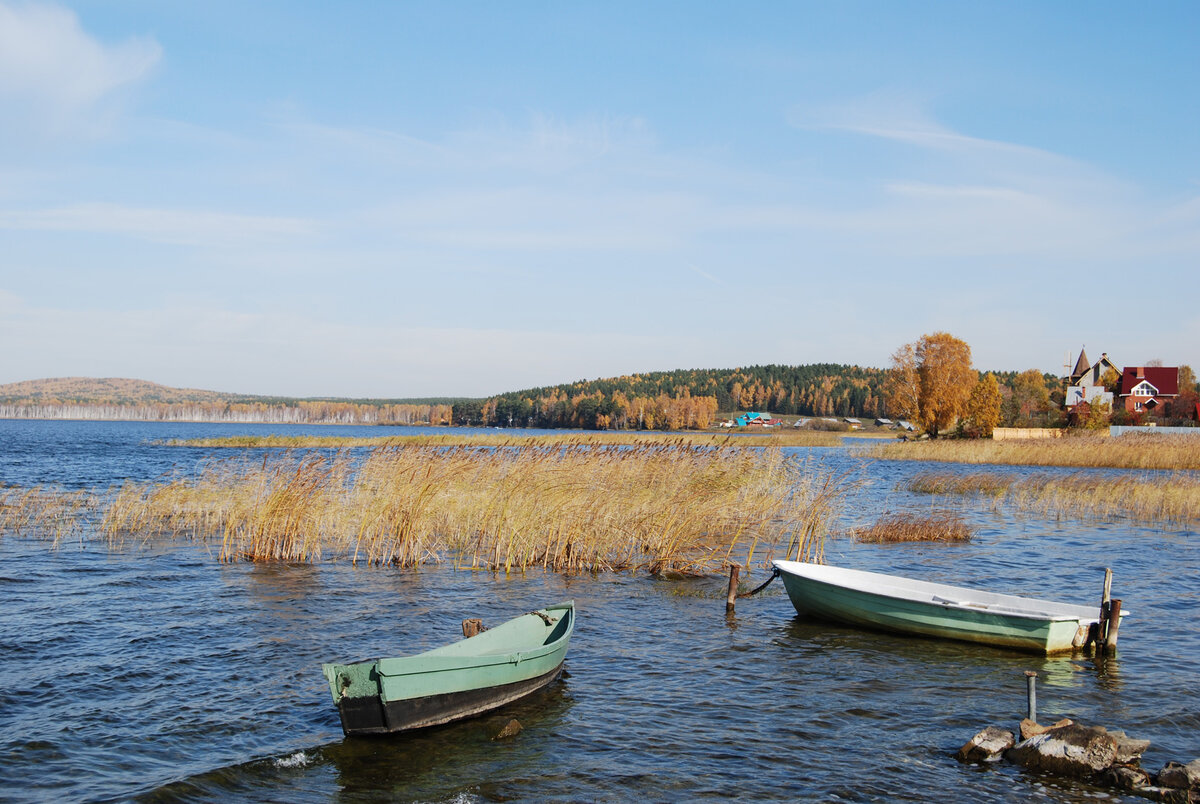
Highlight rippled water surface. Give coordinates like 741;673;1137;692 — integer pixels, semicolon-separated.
0;420;1196;802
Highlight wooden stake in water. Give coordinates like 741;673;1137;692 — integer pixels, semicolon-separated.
1105;599;1122;654
726;565;740;614
1098;568;1113;646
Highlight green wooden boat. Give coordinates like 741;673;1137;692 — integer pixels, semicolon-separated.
774;561;1124;654
322;601;574;736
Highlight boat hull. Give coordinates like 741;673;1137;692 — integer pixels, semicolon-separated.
323;602;574;736
774;561;1115;654
334;662;565;735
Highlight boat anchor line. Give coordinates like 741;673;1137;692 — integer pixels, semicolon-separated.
737;567;781;599
528;611;557;625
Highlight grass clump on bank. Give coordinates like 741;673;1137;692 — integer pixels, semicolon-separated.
906;470;1200;525
83;444;847;574
167;431;845;449
873;432;1200;471
852;512;973;543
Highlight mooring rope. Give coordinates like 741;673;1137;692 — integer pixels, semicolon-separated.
737;567;780;598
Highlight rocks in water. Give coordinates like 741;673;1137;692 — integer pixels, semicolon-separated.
966;718;1200;800
956;727;1015;763
1100;763;1152;792
1111;730;1152;764
1157;759;1200;791
1005;721;1119;778
492;718;523;740
1019;717;1073;741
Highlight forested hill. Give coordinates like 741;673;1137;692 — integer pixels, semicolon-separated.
0;378;474;425
1;367;891;429
453;364;889;429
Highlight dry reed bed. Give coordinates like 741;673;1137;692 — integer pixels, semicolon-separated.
852;512;973;543
873;433;1200;471
907;470;1200;525
167;431;845;449
8;444;844;574
0;486;96;541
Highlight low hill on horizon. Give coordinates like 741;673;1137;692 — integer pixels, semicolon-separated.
0;377;474;407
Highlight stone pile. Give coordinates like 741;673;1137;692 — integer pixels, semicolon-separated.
958;718;1200;802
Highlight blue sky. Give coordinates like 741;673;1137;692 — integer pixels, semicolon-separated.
1;1;1197;397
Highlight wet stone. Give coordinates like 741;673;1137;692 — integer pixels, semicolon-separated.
1157;759;1200;791
1019;718;1073;741
1004;722;1118;778
1101;764;1152;792
956;727;1015;763
1109;730;1152;764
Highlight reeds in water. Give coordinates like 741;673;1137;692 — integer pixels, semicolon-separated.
852;512;973;543
166;431;847;449
91;444;848;573
0;486;95;542
874;432;1200;471
906;470;1200;525
907;471;1014;496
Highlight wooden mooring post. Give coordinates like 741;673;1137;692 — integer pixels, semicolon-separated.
1086;568;1122;653
1105;599;1122;654
725;565;740;614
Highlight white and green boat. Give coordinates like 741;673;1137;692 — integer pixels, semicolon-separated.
774;561;1122;654
323;601;574;736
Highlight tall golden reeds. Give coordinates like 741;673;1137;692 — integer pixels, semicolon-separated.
0;486;94;542
90;444;850;574
906;470;1200;525
167;430;846;449
873;432;1200;470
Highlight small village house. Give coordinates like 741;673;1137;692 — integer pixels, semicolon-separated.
1064;348;1119;409
1117;366;1179;413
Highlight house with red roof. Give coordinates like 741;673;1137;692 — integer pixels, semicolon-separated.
1117;366;1179;413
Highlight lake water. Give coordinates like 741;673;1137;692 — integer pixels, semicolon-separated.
0;420;1196;802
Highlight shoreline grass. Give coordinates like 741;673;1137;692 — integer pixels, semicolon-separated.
872;432;1200;471
4;444;851;574
907;469;1200;525
164;431;846;449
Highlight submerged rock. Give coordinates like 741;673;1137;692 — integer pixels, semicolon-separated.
956;727;1015;763
492;718;523;740
1005;722;1118;778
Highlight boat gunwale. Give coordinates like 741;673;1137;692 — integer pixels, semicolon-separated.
328;602;574;679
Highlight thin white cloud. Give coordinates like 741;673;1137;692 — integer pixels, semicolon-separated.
0;1;160;133
686;264;724;285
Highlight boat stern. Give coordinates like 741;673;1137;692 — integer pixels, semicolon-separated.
322;659;391;735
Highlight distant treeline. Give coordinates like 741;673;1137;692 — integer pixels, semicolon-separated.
452;364;891;429
1;366;1058;430
0;401;456;426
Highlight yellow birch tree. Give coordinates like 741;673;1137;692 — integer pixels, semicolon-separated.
915;332;976;436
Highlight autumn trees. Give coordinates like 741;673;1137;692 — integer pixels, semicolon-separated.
884;332;978;437
476;364;890;430
962;373;1003;437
